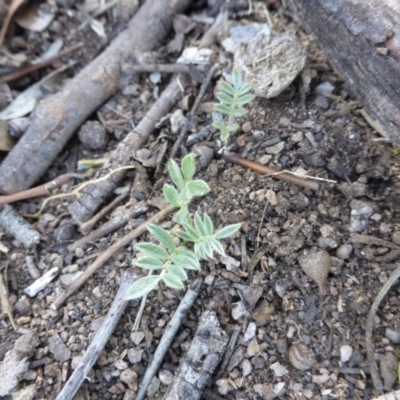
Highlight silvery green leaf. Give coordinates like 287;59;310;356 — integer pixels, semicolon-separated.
232;69;242;90
237;94;254;105
168;264;187;281
216;92;234;105
212;121;227;131
203;240;214;258
227;123;239;132
215;103;233;116
181;154;196;181
136;243;168;260
210;238;225;256
135;256;164;270
186;180;210;197
195;242;206;260
147;224;176;251
233;107;247;117
204;213;213;236
215;223;241;239
181;222;201;241
173;207;190;225
176;247;199;261
168;159;184;190
124;275;161;300
221;131;230;142
238;82;252;95
163;184;180;207
173;254;200;270
174;229;193;242
220;81;236;95
194;213;208;236
162;272;184;289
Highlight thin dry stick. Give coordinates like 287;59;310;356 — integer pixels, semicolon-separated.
79;189;130;234
0;175;70;206
169;63;220;159
68;201;149;252
135;278;202;400
0;43;84;83
0;273;17;330
55;271;137;400
51;205;177;310
366;263;400;395
222;152;320;190
129;64;191;74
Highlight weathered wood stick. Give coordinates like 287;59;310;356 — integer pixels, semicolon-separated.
288;0;400;145
0;0;192;195
55;271;137;400
162;309;228;400
135;278;202;400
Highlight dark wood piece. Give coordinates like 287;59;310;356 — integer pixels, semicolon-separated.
289;0;400;145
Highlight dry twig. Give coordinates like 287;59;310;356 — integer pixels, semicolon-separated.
222;152;321;190
135;278;202;400
56;271;137;400
366;263;400;395
51;205;177;310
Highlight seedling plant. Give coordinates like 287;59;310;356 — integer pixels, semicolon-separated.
212;69;254;145
125;154;241;300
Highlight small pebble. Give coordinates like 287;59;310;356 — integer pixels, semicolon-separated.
78;120;108;150
314;95;329;109
242;121;252;132
380;352;398;391
336;244;353;260
270;362;288;377
315;81;335;97
385;328;400;344
241;359;252;377
289;343;316;370
216;379;231;395
158;369;173;385
242;322;257;343
265;141;284;155
340;345;353;362
392;231;400;245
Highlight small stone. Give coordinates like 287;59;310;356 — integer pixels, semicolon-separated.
90;317;105;331
299;249;331;295
355;162;367;174
340;345;353;362
92;286;102;299
266;189;278;205
71;355;82;369
130;331;145;345
123;84;141;96
315;81;334;97
253;300;275;325
242;322;257;344
385;328;400;344
314;95;329;109
216;379;231;395
231;301;247;321
265;141;284;155
313;372;330;385
380;352;398;391
291;131;303;142
78;120;108;150
220;255;240;271
289;343;316;370
120;368;138;386
392;231;400;245
49;333;71;362
247;337;260;357
204;275;215;286
170;109;187;134
149;72;161;84
349;200;373;233
140;90;152;104
242;121;252;132
158;369;174;385
259;154;272;165
270;362;288;377
336;244;353;260
75;247;85;258
115;360;128;370
127;348;143;364
241;359;252;377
